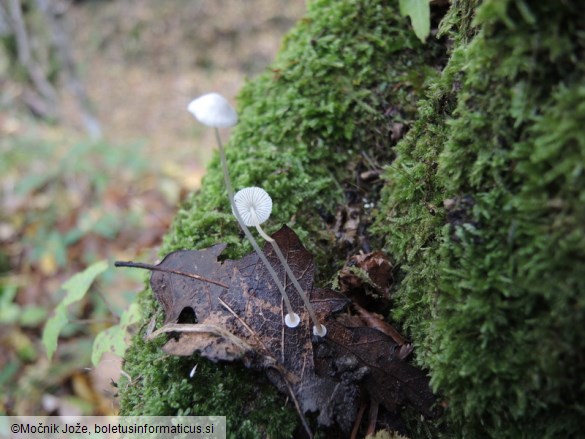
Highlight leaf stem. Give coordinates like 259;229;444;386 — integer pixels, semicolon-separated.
114;261;229;289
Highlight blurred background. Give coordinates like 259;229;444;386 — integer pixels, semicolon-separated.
0;0;304;416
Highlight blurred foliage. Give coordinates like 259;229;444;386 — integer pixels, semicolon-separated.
1;0;305;421
91;301;141;366
0;126;175;415
2;136;148;271
399;0;431;42
0;284;46;328
43;260;108;360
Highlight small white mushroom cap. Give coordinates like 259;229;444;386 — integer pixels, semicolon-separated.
233;187;273;226
313;324;327;337
187;93;238;128
284;313;300;328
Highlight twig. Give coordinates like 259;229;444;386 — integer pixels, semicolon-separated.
351;399;367;439
281;372;313;439
35;0;102;138
148;323;247;341
366;399;379;437
7;0;59;114
69;317;118;324
114;260;229;289
218;296;271;356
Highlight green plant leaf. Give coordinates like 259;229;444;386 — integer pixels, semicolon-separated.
42;260;109;360
61;260;108;307
91;302;142;366
42;305;68;360
19;306;48;327
399;0;430;42
92;326;125;366
0;285;18;306
0;303;20;325
120;302;142;327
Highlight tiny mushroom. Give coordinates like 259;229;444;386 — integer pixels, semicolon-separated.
233;187;273;240
234;187;327;337
233;187;300;328
188;93;301;329
187;93;238;128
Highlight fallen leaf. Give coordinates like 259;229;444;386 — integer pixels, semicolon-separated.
352;303;411;357
118;226;439;436
151;323;259;364
338;251;393;300
320;311;438;419
334;205;361;246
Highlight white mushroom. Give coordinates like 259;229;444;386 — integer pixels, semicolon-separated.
187;93;238;128
233;187;273;238
233;187;299;327
188;93;301;329
234;187;327;337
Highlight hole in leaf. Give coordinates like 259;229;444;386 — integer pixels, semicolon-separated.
177;307;198;324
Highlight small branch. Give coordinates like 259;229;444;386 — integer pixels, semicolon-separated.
35;0;102;138
351;399;367;439
366;399;379;437
218;296;270;355
282;376;313;439
69;317;118;325
148;323;245;340
8;0;59;112
114;261;229;289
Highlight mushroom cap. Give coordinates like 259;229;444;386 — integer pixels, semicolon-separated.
284;313;300;328
313;324;327;337
233;187;272;226
187;93;238;128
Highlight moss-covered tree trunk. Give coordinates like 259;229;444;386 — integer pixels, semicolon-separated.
119;0;585;437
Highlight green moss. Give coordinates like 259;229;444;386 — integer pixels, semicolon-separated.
119;333;297;438
119;0;443;436
121;0;585;436
375;0;585;437
164;0;438;270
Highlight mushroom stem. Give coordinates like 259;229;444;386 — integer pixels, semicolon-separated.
250;208;275;243
214;128;300;328
249;209;327;337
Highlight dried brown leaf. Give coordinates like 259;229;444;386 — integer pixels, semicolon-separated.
121;226;439;435
339;251;393;300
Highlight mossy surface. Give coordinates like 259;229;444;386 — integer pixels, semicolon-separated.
375;0;585;437
121;0;584;436
162;0;440;270
119;0;443;436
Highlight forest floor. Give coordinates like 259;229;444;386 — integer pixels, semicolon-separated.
0;0;305;416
